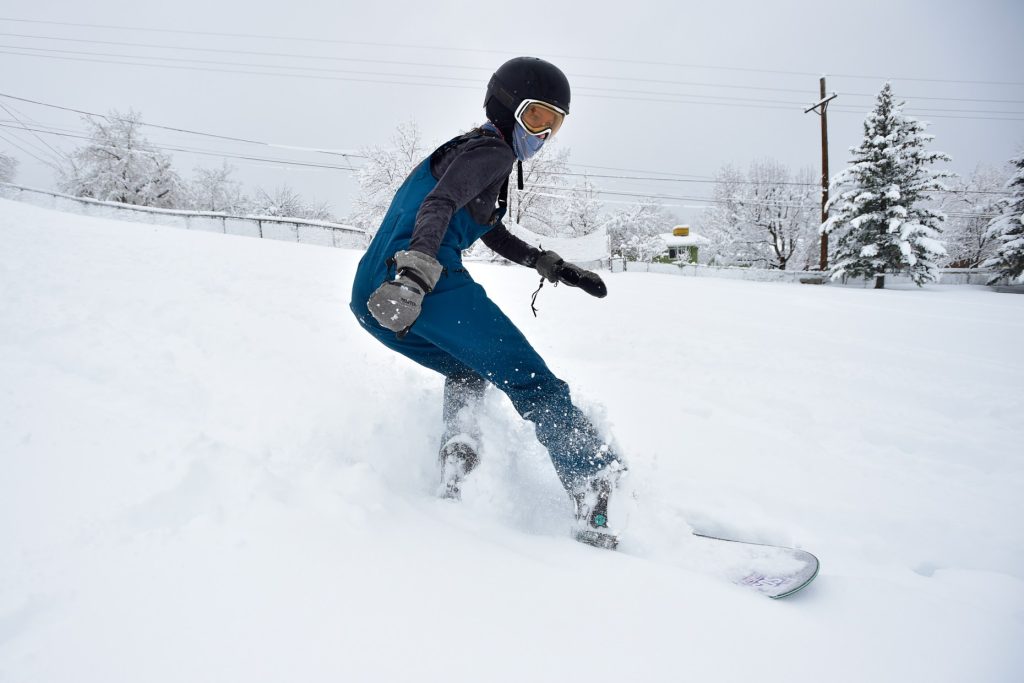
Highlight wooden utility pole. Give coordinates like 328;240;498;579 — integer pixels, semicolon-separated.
804;78;837;271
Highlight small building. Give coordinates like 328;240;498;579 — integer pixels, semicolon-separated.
660;225;709;264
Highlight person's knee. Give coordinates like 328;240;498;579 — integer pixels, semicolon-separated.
502;373;571;418
446;371;489;394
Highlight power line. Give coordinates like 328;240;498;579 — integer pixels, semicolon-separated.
0;91;365;160
3;120;1002;219
0;17;821;78
0;45;811;112
2;92;1009;214
0;49;833;117
2;15;1020;87
7;46;1024;123
0;48;487;94
0;128;59;169
0;127;63;168
831;71;1024;87
830;106;1024;122
0;100;64;161
8;30;1024;107
5;37;1024;118
0;122;364;174
533;168;1010;196
2;101;1009;201
523;182;1003;218
0;31;489;74
0;43;482;85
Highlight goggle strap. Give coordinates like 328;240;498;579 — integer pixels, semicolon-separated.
487;75;520;111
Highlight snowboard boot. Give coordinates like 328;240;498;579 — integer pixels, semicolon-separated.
571;469;620;551
438;435;480;500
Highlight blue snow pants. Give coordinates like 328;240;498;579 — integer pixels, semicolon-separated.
350;160;616;489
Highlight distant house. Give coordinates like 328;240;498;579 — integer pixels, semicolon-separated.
660;225;709;264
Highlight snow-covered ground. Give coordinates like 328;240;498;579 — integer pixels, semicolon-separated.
1;198;1022;682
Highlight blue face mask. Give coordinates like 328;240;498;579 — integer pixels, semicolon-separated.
512;122;546;161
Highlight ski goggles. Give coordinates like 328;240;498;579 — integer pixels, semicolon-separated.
514;99;566;138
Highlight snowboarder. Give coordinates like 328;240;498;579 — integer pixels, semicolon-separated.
350;56;625;549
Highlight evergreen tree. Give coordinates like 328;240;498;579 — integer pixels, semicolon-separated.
982;152;1024;284
823;83;951;288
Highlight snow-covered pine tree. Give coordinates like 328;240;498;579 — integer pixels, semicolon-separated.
982;152;1024;284
823;83;951;288
58;110;184;208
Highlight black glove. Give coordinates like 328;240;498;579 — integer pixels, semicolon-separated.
534;250;608;298
367;250;443;337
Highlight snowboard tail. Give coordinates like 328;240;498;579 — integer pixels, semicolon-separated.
574;527;619;551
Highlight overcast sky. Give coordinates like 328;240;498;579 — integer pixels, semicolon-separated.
2;0;1022;224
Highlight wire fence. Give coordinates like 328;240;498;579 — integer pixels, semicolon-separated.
0;182;368;249
0;183;1005;288
610;258;999;287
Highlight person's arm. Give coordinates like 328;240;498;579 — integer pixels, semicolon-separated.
483;224;608;299
480;222;542;267
408;142;513;256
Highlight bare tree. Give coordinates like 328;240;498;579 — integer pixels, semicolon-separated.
0;150;17;184
938;164;1008;268
559;175;604;237
352;122;595;240
188;161;250;214
698;164;745;265
351;121;425;235
607;197;671;262
699;160;819;269
253;184;333;221
57;109;184;208
507;142;572;236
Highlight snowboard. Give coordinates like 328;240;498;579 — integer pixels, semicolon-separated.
691;532;820;599
575;529;819;598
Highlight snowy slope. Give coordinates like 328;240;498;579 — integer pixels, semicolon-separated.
1;198;1023;682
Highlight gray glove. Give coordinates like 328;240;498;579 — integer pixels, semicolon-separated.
367;250;444;337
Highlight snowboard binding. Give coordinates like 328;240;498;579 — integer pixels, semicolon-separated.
438;436;480;500
571;467;622;551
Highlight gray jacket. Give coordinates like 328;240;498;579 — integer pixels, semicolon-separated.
408;131;542;268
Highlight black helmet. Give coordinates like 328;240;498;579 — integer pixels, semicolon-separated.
484;57;571;127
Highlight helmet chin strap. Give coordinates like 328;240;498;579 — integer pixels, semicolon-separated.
483;117;528;192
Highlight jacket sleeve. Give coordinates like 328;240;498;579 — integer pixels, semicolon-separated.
480;222;542;267
408;142;513;257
